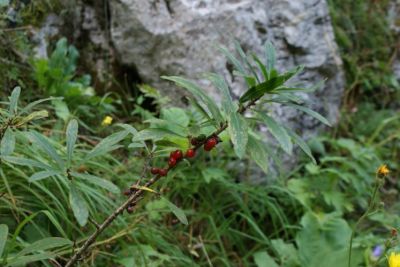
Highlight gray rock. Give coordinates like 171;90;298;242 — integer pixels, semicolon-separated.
110;0;345;135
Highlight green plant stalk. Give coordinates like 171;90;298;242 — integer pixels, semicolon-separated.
64;97;260;266
347;175;382;267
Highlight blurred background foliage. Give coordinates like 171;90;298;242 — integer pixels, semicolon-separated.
0;0;399;266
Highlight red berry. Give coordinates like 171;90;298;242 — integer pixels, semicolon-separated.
204;137;217;151
171;150;183;161
123;189;131;196
150;167;159;175
159;168;168;176
168;157;177;167
186;148;196;158
127;206;134;213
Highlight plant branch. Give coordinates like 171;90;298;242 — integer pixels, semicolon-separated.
64;97;260;266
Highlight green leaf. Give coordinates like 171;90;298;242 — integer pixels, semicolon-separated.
71;172;120;194
234;40;259;82
0;224;8;258
257;113;292;155
131;128;185;143
13;110;49;127
28;131;64;170
162;197;188;225
161;107;189;127
8;86;21;115
52;100;70;121
20;97;62;114
85;130;129;161
247;134;269;174
69;183;89;226
6;252;54;267
16;237;72;257
218;45;247;75
265;41;276;75
1;156;53;170
66;119;78;165
162;76;223;125
252;53;268;80
285;127;316;164
253;251;279;267
228;112;248;159
285;103;331;126
28;170;61;182
205;73;235;115
0;129;15;156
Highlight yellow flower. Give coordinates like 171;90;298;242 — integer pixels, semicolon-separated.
389;252;400;267
101;116;113;126
377;164;390;177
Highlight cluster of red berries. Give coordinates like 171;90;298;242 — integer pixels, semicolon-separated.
122;136;219;213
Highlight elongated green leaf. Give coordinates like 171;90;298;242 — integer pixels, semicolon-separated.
228;112;248;158
20;97;62;114
247;134;269;174
8;87;21;115
13;110;49;127
218;45;247;75
69;183;88;226
53;100;70;122
6;252;54;267
257;113;292;155
205;73;235;115
0;224;8;258
265;41;276;75
1;156;52;169
28;131;64;169
252;53;268;80
71;172;120;194
254;251;279;267
161;76;223;124
285;103;331;126
17;237;72;257
1;129;15;156
85;130;129;161
131;128;185;143
66;119;78;165
285;127;316;164
234;40;260;82
163;197;188;225
28;170;61;182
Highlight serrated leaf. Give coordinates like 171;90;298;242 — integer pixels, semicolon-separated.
285;103;331;126
0;224;8;258
247;134;269;174
8;87;21;115
206;73;235;115
253;251;279;267
66;119;78;165
228;112;248;158
257;113;292;155
162;76;223;125
28;131;64;170
28;170;61;182
71;172;120;194
16;237;72;257
85;130;129;161
69;183;89;226
162;197;188;225
1;129;15;156
285;127;316;164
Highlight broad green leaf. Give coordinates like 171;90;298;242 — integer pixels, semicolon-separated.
1;129;15;156
28;170;61;182
71;172;120;194
247;134;269;174
161;76;223;125
265;41;276;75
161;107;189;127
285;127;316;164
285;103;331;126
16;237;72;257
162;197;188;225
228;112;248;158
206;73;235;115
69;183;89;226
8;87;21;115
131;128;185;142
6;252;54;267
1;156;53;170
0;224;8;257
52;100;70;121
13;110;49;127
257;113;292;155
253;251;279;267
66;119;78;165
85;130;129;161
28;131;64;169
